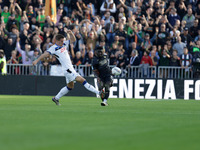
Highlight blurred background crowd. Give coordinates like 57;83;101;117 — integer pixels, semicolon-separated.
0;0;200;77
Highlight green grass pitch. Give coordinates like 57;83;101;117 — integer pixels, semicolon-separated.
0;95;200;150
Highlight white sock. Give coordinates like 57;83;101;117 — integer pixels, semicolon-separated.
55;86;71;100
83;81;99;95
103;99;107;103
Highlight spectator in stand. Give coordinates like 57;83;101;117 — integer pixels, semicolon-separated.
168;8;180;27
195;2;200;20
128;49;140;77
100;0;117;15
169;49;180;67
157;24;170;46
180;27;193;48
2;24;19;44
6;14;18;32
19;11;29;32
115;23;127;49
189;19;199;39
174;20;181;30
7;50;19;64
0;6;11;24
180;47;192;70
30;17;40;31
72;46;85;67
26;5;35;22
134;27;158;54
128;49;140;67
83;49;94;76
119;0;138;17
180;20;187;33
20;22;32;48
76;0;87;16
36;8;45;30
83;50;93;66
194;28;200;42
44;16;55;29
177;1;187;20
40;54;52;76
128;41;139;59
182;8;195;29
9;2;22;25
102;11;112;26
158;47;170;78
165;0;176;14
170;25;181;45
127;19;137;44
2;37;16;60
86;29;98;50
172;36;186;56
143;17;155;38
150;49;159;67
108;43;117;65
34;0;44;12
16;38;35;64
105;16;116;47
7;50;21;74
139;51;153;78
116;43;128;77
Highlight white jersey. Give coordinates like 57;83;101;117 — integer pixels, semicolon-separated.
47;40;73;71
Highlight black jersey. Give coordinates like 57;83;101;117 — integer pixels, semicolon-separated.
92;54;111;78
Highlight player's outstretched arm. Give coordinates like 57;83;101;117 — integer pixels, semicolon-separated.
32;51;50;66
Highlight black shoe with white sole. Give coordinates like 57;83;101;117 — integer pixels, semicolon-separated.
52;97;61;106
101;101;108;106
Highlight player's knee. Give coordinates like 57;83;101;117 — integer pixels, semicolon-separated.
67;82;74;89
105;83;111;90
66;86;73;90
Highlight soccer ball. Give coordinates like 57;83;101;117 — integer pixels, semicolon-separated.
112;67;121;75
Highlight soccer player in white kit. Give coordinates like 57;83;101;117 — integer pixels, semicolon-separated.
33;31;102;105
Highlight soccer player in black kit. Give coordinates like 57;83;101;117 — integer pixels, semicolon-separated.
92;46;112;106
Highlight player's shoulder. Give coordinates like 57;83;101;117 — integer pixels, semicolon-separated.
47;44;57;52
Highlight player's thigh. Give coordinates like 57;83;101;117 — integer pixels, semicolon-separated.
104;76;112;90
75;75;86;84
64;69;80;84
97;79;104;90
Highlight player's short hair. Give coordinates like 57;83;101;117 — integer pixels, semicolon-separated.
55;34;65;41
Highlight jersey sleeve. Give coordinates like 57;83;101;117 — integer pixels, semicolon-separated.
47;46;55;55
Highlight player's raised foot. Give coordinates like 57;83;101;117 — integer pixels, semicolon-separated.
99;89;105;99
101;101;108;106
52;97;61;106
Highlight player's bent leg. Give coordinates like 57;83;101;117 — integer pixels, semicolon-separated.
53;84;73;106
97;79;105;100
101;82;110;106
76;76;100;95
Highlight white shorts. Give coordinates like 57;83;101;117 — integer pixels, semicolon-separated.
64;68;80;84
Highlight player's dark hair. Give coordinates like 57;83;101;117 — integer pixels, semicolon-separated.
55;34;65;41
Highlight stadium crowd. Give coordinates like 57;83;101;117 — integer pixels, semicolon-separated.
0;0;200;77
